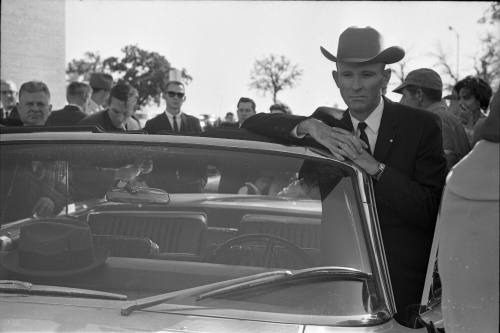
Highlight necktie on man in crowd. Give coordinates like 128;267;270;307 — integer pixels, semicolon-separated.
173;115;179;132
358;122;371;154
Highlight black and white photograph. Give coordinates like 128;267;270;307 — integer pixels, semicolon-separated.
0;1;498;332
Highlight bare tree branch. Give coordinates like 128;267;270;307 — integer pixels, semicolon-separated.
249;54;303;103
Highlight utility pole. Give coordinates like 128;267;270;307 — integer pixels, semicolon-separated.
448;26;460;80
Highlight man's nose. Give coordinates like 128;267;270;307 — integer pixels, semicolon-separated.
352;76;362;90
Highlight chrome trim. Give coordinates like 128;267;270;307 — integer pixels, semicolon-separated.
357;171;396;315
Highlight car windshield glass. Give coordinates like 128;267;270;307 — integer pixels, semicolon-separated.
0;140;382;319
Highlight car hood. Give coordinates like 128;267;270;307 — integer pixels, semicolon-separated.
0;296;417;332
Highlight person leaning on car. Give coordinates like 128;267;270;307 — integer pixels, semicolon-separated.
78;80;140;131
242;26;447;327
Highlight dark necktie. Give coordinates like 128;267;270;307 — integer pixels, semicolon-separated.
358;122;371;154
173;115;179;132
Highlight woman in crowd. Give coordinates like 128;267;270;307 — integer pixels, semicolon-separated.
452;76;492;144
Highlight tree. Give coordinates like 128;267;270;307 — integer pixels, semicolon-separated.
432;44;459;92
249;54;303;103
66;45;192;108
433;2;500;92
66;52;104;81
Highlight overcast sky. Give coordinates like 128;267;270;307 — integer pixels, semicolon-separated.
66;1;495;118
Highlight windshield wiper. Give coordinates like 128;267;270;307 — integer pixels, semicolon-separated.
120;267;370;316
121;270;291;316
196;266;371;301
0;280;127;300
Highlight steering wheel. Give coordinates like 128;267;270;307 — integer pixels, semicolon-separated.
210;233;314;269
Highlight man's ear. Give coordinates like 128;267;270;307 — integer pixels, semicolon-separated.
416;88;424;103
48;104;52;113
332;70;340;88
382;68;392;86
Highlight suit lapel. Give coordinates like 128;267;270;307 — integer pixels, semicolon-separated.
374;98;400;161
161;113;173;131
180;113;188;132
339;110;354;132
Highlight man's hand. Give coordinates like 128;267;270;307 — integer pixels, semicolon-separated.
32;197;55;218
297;118;367;160
351;149;380;175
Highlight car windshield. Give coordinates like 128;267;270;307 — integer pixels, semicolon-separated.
0;137;385;320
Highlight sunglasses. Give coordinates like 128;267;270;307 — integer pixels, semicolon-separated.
166;91;185;98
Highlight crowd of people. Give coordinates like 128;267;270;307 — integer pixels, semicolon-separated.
0;74;295;133
0;25;498;331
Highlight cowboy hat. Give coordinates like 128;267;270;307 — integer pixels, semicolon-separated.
1;221;108;277
320;26;405;64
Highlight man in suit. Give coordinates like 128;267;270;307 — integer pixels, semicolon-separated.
219;97;257;128
143;81;202;134
143;81;205;192
242;26;447;327
0;79;22;126
78;81;139;132
46;81;91;126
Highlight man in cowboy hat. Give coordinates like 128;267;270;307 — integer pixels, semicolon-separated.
242;26;447;327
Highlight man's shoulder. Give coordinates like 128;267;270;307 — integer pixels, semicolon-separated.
79;110;106;124
385;98;440;124
182;113;201;122
144;113;167;129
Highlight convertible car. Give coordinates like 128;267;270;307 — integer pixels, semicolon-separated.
0;128;442;332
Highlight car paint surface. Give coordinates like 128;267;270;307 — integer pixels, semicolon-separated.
0;296;422;333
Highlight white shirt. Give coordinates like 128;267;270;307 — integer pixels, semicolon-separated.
87;98;102;114
350;97;384;153
164;110;183;131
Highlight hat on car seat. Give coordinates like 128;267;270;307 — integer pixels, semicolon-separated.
1;221;108;277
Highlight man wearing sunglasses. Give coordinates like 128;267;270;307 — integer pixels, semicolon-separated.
144;81;202;134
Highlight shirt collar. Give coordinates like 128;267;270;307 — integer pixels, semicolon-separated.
164;110;183;120
349;97;384;135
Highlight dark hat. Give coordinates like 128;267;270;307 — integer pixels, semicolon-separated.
393;68;443;93
110;80;138;103
89;73;113;91
320;26;405;64
1;222;108;277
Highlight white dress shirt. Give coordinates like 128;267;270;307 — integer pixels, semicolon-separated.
165;110;183;131
350;97;384;153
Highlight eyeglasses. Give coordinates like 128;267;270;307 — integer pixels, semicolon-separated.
166;91;185;99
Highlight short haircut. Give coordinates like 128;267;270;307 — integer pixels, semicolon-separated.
109;80;138;104
18;81;51;100
237;97;256;111
66;81;91;101
269;103;292;115
454;76;493;110
405;85;442;102
164;80;184;92
225;112;234;117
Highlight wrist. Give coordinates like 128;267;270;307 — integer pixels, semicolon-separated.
371;163;386;181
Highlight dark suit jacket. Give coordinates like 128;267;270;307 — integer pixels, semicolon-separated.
242;97;447;323
78;109;136;132
142;112;205;192
143;112;202;134
46;105;87;126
